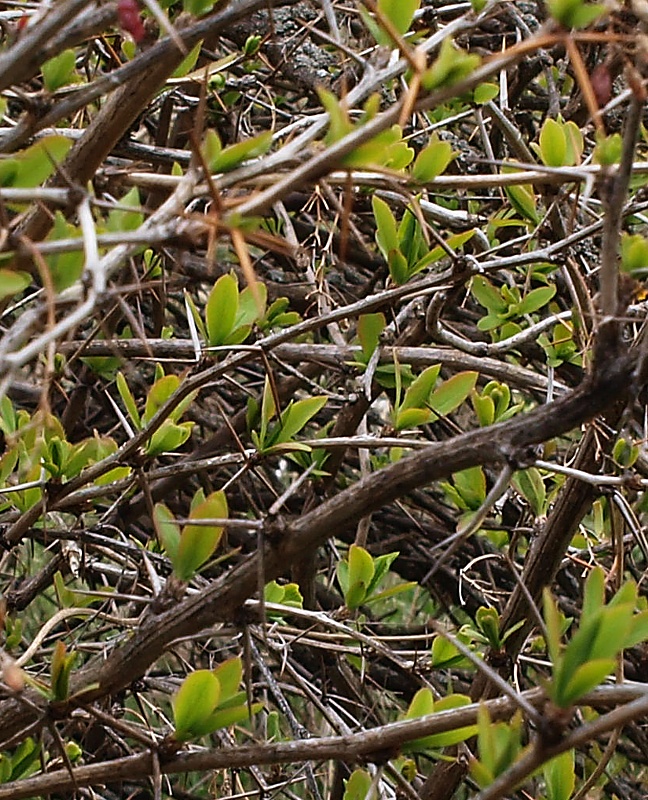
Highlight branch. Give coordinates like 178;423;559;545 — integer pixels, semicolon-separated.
0;685;645;800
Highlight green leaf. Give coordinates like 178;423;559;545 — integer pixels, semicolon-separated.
202;129;222;169
538;118;567;167
281;583;304;608
395;407;433;430
50;641;76;701
259;376;276;447
473;82;499;104
512;468;546;516
206;273;239;346
471;276;507;314
582;566;605;624
209;131;272;173
53;571;75;609
319;87;353;143
516;285;556;315
405;687;435;718
472;391;495;427
146;419;193;456
476;607;502;650
173;670;220;741
13;136;73;188
175;491;227;581
274;396;327;444
504;182;539;225
388;248;410;284
357;313;385;359
345;544;375;609
558;658;615;707
626;610;648;648
544;749;575;800
264;580;284;604
45;212;85;291
183;0;216;15
412;229;476;274
428;371;478;419
621;233;648;274
0;269;30;301
450;466;486;510
589;604;634;661
343;769;372;800
344;125;414;170
595;132;623;166
409;694;477;750
42;49;77;92
196;701;263;734
143;375;180;424
546;0;605;29
213;656;242;702
372;195;399;262
106;187;143;233
401;365;441;411
234;282;267;329
154;503;181;563
397;207;424;266
116;372;141;429
379;0;420;35
422;38;481;91
171;40;202;79
365;551;399;597
412;135;454;182
366;581;417;604
563;121;584;166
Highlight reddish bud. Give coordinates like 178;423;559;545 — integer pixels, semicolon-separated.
590;64;612;109
118;0;145;44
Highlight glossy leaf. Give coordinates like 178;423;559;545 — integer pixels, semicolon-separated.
544;749;575;800
42;49;77;91
13;136;73;188
422;38;481;91
405;687;435;718
273;396;327;445
357;313;385;359
206;273;239;346
106;187;143;233
380;0;420;35
213;656;243;702
154;503;181;562
196;701;263;734
143;375;180;424
505;182;539;224
471;276;507;314
343;769;372;800
546;0;605;29
175;491;227;580
173;670;220;741
512;468;546;516
146;419;193;457
412;135;454;182
538;118;567;167
373;195;400;262
0;269;30;302
209;131;272;173
116;372;141;429
516;285;556;315
400;365;441;411
428;371;478;419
